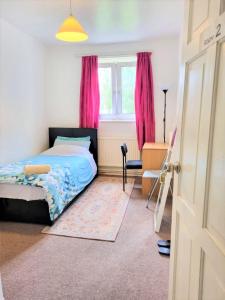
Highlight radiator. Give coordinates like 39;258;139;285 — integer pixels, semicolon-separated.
98;137;141;176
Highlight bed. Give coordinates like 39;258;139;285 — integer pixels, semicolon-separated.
0;128;98;225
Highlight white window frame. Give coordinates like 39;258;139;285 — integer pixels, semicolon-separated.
99;61;136;121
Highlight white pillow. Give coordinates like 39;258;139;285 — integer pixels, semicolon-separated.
54;139;91;149
42;145;90;156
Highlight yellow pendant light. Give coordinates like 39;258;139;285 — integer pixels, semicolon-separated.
56;0;88;42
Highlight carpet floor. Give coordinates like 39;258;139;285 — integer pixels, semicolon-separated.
0;177;171;300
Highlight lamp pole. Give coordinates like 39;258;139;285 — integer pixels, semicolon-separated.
162;89;168;144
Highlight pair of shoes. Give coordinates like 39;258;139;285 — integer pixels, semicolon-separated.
157;240;170;256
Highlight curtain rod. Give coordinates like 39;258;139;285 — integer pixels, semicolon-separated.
73;50;152;58
74;53;138;58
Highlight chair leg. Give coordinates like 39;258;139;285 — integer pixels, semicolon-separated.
169;183;173;196
123;171;125;191
125;167;127;183
155;182;164;213
122;160;125;191
146;178;159;208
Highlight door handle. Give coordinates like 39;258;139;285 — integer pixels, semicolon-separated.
165;162;181;174
174;162;181;174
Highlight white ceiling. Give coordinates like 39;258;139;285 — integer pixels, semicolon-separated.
0;0;184;45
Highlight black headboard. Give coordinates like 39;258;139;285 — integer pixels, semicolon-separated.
49;128;98;166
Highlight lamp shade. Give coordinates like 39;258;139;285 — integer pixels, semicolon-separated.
56;15;88;42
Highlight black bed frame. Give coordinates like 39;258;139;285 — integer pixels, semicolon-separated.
0;128;98;225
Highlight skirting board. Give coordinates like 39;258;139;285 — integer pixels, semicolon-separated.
98;166;142;177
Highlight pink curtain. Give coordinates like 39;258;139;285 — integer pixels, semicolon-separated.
79;56;100;128
135;52;155;150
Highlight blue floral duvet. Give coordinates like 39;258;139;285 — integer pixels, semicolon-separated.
0;153;97;221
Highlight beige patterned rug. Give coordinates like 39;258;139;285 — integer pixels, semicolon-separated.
42;176;134;241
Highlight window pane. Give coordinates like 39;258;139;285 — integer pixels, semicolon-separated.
122;66;136;114
99;67;112;114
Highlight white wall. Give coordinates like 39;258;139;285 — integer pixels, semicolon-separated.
0;19;47;164
45;36;179;144
45;47;81;128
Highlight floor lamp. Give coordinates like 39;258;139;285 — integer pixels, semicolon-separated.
162;89;168;144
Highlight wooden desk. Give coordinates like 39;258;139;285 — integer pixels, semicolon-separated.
142;143;168;196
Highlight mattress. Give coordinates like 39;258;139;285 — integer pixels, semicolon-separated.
0;183;46;201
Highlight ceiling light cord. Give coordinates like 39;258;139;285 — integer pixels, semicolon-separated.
69;0;72;16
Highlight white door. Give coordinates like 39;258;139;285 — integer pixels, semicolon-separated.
169;0;225;299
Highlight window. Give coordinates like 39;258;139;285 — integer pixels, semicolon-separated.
99;57;136;120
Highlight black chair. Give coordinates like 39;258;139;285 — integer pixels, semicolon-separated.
120;143;142;191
